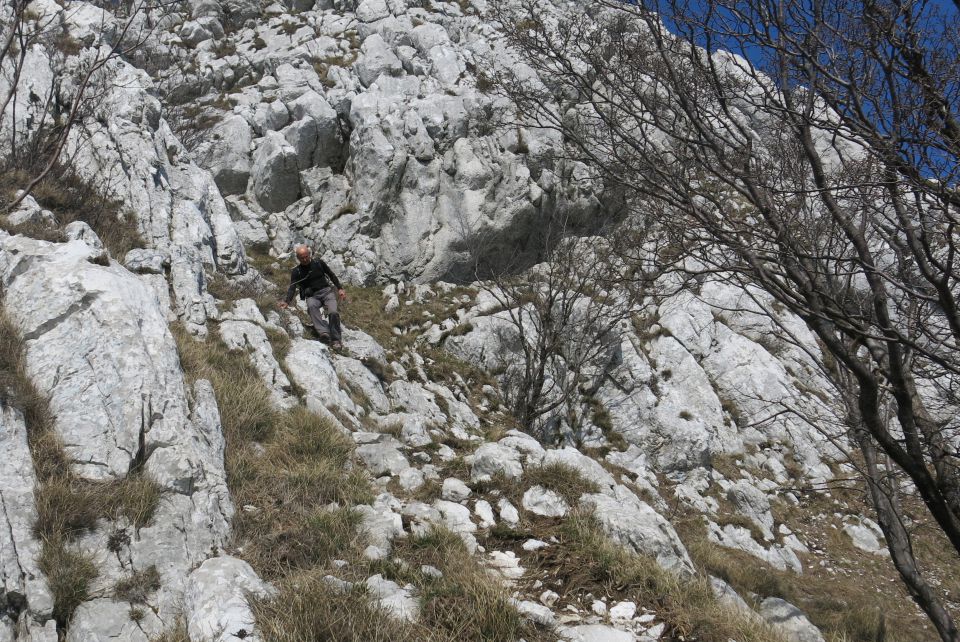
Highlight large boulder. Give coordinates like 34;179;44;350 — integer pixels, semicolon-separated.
354;34;402;87
758;598;826;642
581;486;695;578
207;115;253;196
252;131;301;212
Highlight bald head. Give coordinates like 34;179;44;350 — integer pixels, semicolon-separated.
295;245;311;265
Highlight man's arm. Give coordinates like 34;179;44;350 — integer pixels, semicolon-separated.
279;268;298;307
321;261;346;301
321;260;342;290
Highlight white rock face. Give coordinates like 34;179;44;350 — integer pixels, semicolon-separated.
498;499;521;527
0;234;234;631
0;404;54;635
207;115;254;196
842;519;885;555
758;598;826;642
67;599;161;642
470;443;523;482
7;195;56;228
355;34;402;87
707;521;802;573
252;131;301;212
727;480;775;540
562;624;636;642
284;338;361;422
488;550;525;582
357;494;405;559
441;477;471;501
49;54;248;333
1;236;195;481
218;300;296;410
356;440;410;477
184;556;274;642
364;575;419;621
608;601;637;621
581;486;695;578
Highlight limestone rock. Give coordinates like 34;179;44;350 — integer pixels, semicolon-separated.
441;478;471;502
365;575;419;621
758;598;826;642
63;221;103;251
355;34;402;87
185;556;274;642
0;404;54;628
356;441;410;477
581;486;695;578
219;317;296;410
252;131;300;212
207;115;254;196
522;486;568;518
470;443;523;482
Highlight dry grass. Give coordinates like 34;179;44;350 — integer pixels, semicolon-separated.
150;620;189;642
470;464;598;519
1;307;164;631
372;526;552;641
532;512;785;642
0;167;144;258
676;489;945;642
38;541;98;628
713;512;769;545
0;309;67;478
206;273;280;315
174;324;278;443
174;326;373;580
34;473;164;541
524;462;600;505
254;572;430;641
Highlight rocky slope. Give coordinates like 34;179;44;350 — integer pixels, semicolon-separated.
0;0;956;640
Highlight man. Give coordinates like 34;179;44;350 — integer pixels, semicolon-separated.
278;245;347;350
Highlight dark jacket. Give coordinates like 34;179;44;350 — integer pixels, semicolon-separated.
284;259;342;303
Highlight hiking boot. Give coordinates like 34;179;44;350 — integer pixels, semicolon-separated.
331;341;344;352
317;332;331;343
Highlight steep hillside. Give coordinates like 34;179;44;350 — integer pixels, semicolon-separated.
0;0;957;640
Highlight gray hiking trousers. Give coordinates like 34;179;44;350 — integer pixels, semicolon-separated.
306;287;341;342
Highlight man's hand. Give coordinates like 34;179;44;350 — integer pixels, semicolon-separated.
338;288;347;302
278;300;289;310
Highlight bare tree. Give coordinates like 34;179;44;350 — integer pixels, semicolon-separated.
1;0;163;212
485;0;960;638
473;209;643;445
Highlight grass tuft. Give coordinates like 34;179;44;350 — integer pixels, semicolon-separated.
0;166;144;258
524;462;600;505
378;527;551;641
539;511;785;642
39;541;98;628
114;565;162;604
254;572;429;641
2;307;163;630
